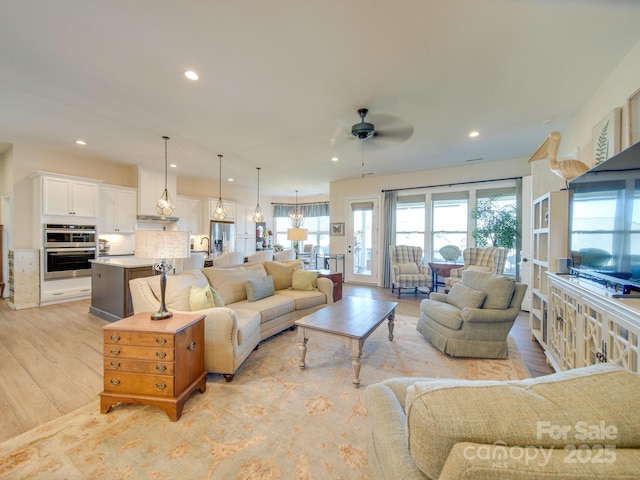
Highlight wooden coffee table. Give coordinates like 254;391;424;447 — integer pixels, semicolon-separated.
294;296;398;388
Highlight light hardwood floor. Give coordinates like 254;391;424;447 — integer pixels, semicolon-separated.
0;285;552;443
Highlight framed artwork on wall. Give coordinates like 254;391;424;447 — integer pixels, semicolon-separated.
628;87;640;146
330;223;344;236
592;107;621;166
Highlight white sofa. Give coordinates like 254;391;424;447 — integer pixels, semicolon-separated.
129;259;333;381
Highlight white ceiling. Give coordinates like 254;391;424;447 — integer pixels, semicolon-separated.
2;0;640;197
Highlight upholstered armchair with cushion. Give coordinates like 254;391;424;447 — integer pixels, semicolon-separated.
389;245;432;298
417;270;526;359
444;246;508;290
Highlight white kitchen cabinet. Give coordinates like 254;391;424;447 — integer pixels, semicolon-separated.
235;204;256;237
40;175;100;218
137;168;177;217
100;185;137;233
176;196;202;235
236;236;257;257
40;276;92;305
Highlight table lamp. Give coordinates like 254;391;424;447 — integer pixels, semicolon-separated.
135;230;190;320
287;227;308;253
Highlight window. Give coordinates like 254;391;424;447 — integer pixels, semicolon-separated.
273;202;330;250
474;188;517;275
390;181;518;275
431;193;468;262
395;195;425;253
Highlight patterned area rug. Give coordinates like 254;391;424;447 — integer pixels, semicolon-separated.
0;313;529;479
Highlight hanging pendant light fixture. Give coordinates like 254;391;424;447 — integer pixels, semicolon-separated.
252;167;264;223
289;190;304;228
212;154;227;220
156;136;175;216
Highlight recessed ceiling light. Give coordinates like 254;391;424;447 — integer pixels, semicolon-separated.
468;131;479;138
169;163;177;168
228;178;234;182
331;156;339;162
184;70;199;80
75;140;86;145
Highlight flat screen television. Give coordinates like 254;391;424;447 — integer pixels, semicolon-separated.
568;141;640;294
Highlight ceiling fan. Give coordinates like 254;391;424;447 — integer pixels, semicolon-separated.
350;108;414;145
346;108;414;177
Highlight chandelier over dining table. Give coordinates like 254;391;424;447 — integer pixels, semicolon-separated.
289;190;304;228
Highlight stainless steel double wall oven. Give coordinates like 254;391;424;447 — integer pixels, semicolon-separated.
43;224;97;279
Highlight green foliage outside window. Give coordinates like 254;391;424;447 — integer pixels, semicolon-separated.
470;195;518;248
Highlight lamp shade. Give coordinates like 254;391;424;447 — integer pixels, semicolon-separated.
287;228;308;242
135;230;191;259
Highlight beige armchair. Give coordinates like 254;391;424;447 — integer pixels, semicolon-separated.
389;245;432;298
444;247;508;290
418;270;527;359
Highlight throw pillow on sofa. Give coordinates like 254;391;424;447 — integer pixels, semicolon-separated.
398;262;419;274
291;270;318;290
263;259;303;290
246;275;276;302
202;263;267;305
189;284;225;310
447;283;487;309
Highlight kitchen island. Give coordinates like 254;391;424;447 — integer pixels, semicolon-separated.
89;257;156;322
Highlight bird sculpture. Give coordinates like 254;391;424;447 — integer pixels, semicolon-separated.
528;131;590;187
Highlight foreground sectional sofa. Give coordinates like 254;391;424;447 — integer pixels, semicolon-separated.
365;363;640;479
129;259;333;381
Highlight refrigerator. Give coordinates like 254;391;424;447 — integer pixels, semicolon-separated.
210;220;235;253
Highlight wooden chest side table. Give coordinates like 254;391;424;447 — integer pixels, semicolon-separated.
100;312;206;421
317;269;342;301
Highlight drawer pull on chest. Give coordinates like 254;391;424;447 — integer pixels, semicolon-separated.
110;334;121;342
187;341;197;351
110;378;121;386
155;337;167;345
110;361;121;369
155;382;167;391
155;351;167;359
155;364;167;372
110;348;121;356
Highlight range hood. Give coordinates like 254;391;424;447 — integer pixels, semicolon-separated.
136;214;180;223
